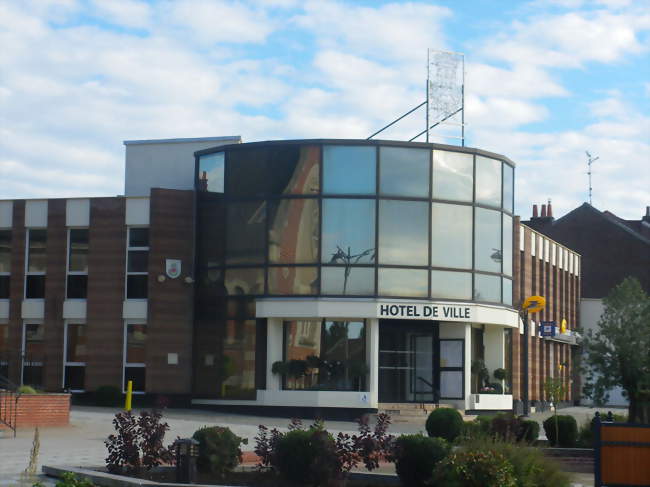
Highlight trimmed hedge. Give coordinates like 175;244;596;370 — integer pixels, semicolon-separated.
543;415;578;447
425;408;464;442
392;435;449;487
94;385;122;407
192;426;246;477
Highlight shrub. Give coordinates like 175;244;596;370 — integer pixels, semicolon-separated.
95;385;123;407
425;408;464;442
52;472;95;487
435;449;516;487
391;435;449;487
18;385;37;394
192;426;247;477
518;419;540;443
543;415;578;447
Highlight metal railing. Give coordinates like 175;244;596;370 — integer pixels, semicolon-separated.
0;374;20;438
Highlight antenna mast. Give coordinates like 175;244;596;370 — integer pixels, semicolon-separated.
586;151;599;205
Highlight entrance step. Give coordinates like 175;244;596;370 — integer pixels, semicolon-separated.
375;403;476;424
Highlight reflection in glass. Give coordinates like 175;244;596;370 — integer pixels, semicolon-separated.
322;199;375;264
503;277;513;305
431;270;471;300
227;148;270;197
379;147;429;197
268;266;318;295
475;156;502;207
502;214;513;276
198;152;225;193
226;201;266;264
197;194;225;267
220;319;256;399
126;324;146;363
68;229;89;272
66;324;86;362
474;273;501;302
129;228;149;248
503;163;514;212
474;207;501;273
225;267;264;295
0;230;9;273
432;150;473;202
28;229;47;272
323;146;376;195
440;340;463;368
284;320;366;391
268;199;319;264
321;266;374;295
431;203;472;269
440;370;463;398
271;145;320;195
378;200;428;265
378;268;428;297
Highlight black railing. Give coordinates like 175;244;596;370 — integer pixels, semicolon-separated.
0;374;20;438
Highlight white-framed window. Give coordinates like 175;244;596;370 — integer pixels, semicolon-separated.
0;229;10;299
25;229;46;299
126;227;149;299
63;322;86;392
66;228;89;299
22;321;44;387
123;321;146;393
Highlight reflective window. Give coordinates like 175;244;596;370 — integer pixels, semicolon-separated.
268;266;318;295
198;152;225;193
321;266;374;295
68;229;88;273
474;207;502;273
379;147;429;197
225;267;264;295
0;230;10;273
431;270;471;300
126;275;147;299
27;229;46;273
220;319;257;399
322;199;375;264
226;201;266;264
475;156;502;207
378;268;428;297
503;277;513;306
25;275;45;299
503;163;514;212
0;276;8;299
502;214;513;277
268;199;319;264
66;275;87;299
127;250;148;273
440;370;463;398
66;324;87;362
378;200;428;266
323;146;376;195
197;196;225;267
128;228;149;248
227;148;271;197
474;273;501;302
432;150;473;202
125;324;146;363
431;203;472;269
270;145;320;195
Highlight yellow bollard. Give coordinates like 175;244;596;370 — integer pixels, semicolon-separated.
125;380;133;411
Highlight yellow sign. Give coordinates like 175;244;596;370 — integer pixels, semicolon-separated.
560;318;567;334
522;295;546;313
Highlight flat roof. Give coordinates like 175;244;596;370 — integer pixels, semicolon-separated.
123;136;241;146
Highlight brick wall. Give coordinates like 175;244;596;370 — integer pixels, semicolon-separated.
0;393;70;428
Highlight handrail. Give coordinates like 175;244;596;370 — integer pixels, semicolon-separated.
416;376;434;389
0;373;20;438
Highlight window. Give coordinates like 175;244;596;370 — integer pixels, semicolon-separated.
502;214;513;277
198;152;225;193
226;202;266;265
67;229;88;299
475;156;502;207
439;339;464;399
219;318;257;399
0;323;8;378
474;208;501;273
432;150;473;202
268;199;319;264
379;147;429;197
64;323;86;391
268;266;318;295
431;203;472;269
124;323;146;392
323;146;376;195
321;266;375;295
474;273;501;303
503;277;513;306
378;268;428;297
0;230;9;299
126;228;148;299
22;323;44;387
431;270;471;300
378;200;428;265
322;199;375;264
25;229;46;299
503;163;514;212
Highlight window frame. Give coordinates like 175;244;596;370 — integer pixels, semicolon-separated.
63;321;87;392
125;226;149;300
66;227;89;300
123;320;147;394
24;228;46;299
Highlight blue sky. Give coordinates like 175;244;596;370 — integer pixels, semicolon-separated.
1;0;648;219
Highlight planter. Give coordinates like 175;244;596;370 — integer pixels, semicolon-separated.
0;393;70;428
469;393;513;410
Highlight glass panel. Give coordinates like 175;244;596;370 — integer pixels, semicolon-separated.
221;319;256;399
126;324;146;363
224;267;264;295
23;365;43;388
378;200;428;265
503;163;514;212
321;266;374;295
270;145;320;195
0;276;9;299
474;207;502;273
268;199;319;264
430;270;471;300
502;214;513;277
440;340;463;368
431;203;472;269
129;228;149;248
475;155;502;207
226;201;266;264
28;229;47;272
323;145;376;195
126;275;148;299
0;230;10;273
440;370;463;398
197;194;225;267
322;199;375;264
379;146;429;197
66;324;87;362
127;250;148;272
125;367;145;392
227;148;270;197
198;152;225;193
432;150;473;202
378;268;428;297
24;324;45;358
268;266;318;295
474;273;501;302
64;366;85;390
66;275;87;299
68;229;89;272
25;275;45;299
503;277;513;306
284;320;366;391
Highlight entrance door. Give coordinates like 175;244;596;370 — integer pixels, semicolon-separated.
378;320;437;403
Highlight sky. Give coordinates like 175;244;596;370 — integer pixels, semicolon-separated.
1;0;649;219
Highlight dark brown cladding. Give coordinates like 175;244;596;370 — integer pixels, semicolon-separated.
8;201;25;385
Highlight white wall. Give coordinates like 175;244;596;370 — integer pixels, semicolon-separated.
124;136;241;196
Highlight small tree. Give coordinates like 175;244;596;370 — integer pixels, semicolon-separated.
544;376;566;446
581;277;650;423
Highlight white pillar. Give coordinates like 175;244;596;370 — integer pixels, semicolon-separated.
266;318;283;391
367;318;379;408
484;325;505;380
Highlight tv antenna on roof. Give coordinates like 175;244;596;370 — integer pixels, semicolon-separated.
586;151;599;205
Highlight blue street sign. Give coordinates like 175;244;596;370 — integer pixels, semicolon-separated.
540;321;556;337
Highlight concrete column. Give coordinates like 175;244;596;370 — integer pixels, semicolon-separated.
367;318;379;407
484;325;505;381
266;318;283;391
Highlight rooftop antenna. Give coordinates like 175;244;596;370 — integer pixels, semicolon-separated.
586;151;599;205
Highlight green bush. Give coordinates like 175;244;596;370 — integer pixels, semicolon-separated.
18;385;37;394
425;408;464;442
518;419;540;443
543;415;578;447
94;385;123;407
192;426;247;477
53;472;95;487
577;412;627;447
435;449;516;487
392;435;449;487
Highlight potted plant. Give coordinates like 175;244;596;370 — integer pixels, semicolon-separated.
348;361;369;391
494;368;507;394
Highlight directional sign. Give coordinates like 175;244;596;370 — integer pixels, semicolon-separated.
522;295;546;314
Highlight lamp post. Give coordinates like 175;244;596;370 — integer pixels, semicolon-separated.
520;295;546;416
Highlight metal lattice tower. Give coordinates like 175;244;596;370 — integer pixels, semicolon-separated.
586;151;599;205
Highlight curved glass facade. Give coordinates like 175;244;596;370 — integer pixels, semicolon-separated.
196;140;514;305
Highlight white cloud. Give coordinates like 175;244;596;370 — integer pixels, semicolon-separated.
90;0;151;28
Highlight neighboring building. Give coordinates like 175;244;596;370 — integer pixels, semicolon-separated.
524;202;650;406
0;137;580;415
